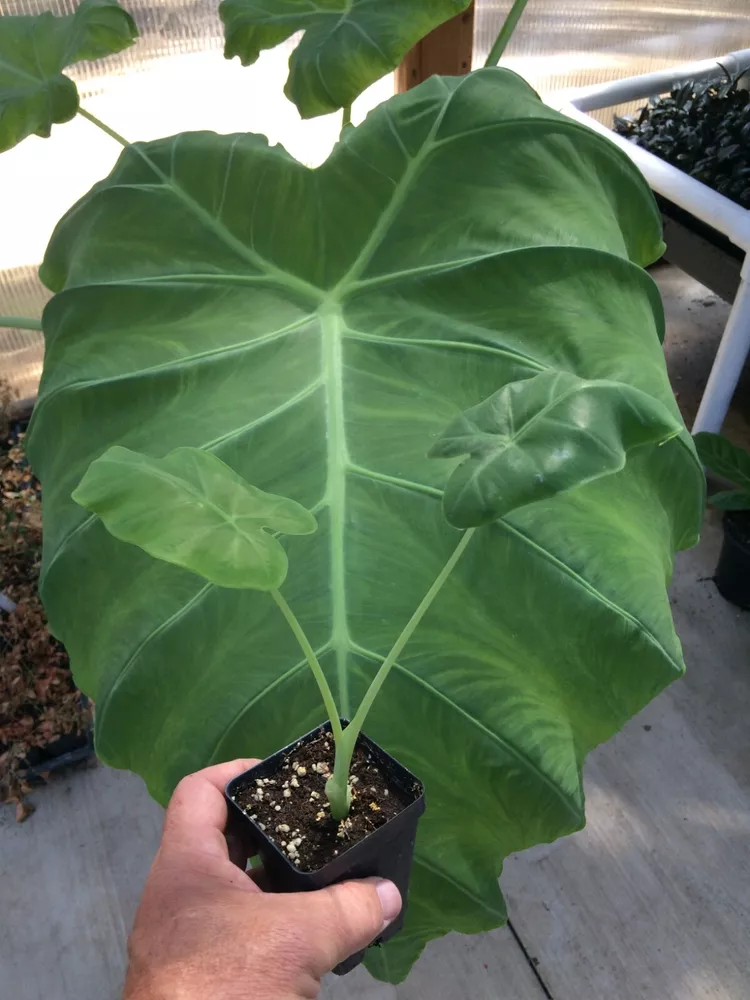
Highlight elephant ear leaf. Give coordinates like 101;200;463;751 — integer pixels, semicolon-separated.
72;446;317;591
430;370;683;528
219;0;472;118
0;0;137;152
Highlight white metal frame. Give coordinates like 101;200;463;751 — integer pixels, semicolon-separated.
551;49;750;433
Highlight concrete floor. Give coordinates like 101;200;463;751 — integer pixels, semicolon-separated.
2;266;750;999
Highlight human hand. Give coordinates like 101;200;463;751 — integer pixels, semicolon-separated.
122;759;402;1000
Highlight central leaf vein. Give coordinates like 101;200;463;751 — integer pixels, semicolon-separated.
321;302;351;715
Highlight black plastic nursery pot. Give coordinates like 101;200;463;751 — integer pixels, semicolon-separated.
0;620;94;781
715;511;750;610
22;704;94;781
226;720;425;976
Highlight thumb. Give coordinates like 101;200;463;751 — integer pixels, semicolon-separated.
287;877;402;975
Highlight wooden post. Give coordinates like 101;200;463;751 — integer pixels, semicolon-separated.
395;2;475;92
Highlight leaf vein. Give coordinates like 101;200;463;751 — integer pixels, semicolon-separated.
412;855;507;919
208;649;330;764
352;642;584;826
96;582;215;738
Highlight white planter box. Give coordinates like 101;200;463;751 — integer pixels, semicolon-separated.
549;50;750;433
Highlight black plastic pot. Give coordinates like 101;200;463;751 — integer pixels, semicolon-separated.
225;720;425;976
715;512;750;610
23;713;95;780
0;607;95;781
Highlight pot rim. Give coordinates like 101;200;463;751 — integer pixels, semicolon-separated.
225;720;425;875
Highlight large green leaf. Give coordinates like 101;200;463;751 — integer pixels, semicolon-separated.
72;446;317;590
219;0;471;117
28;69;703;981
430;370;682;527
0;0;137;152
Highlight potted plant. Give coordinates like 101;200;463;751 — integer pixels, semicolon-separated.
0;0;706;982
694;431;750;609
561;59;750;320
612;76;749;303
1;381;93;821
614;78;750;210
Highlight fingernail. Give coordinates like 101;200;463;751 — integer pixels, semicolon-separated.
374;879;402;930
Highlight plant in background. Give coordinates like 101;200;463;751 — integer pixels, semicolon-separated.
694;432;750;510
0;0;705;981
614;77;750;208
693;432;750;610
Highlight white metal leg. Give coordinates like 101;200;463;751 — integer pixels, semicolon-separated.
692;270;750;434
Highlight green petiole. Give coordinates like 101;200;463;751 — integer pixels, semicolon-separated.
271;589;343;744
484;0;531;67
275;528;476;820
78;106;130;147
0;316;42;331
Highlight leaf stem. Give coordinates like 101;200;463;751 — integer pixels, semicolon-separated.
485;0;530;66
340;105;352;136
271;589;342;742
0;316;42;331
324;527;477;818
77;107;130;147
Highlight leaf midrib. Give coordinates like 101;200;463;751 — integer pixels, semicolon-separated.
320;302;351;714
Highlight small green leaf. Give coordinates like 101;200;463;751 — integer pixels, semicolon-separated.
694;432;750;491
219;0;471;118
0;0;137;152
707;489;750;511
430;370;682;527
72;446;317;590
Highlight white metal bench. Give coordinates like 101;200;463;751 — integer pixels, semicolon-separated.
552;49;750;433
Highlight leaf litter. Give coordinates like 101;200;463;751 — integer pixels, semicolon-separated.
1;380;91;818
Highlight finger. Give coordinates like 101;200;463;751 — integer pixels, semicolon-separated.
284;878;402;975
194;758;262;795
163;758;259;860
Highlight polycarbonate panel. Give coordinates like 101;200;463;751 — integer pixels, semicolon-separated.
475;1;750;96
0;0;393;397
